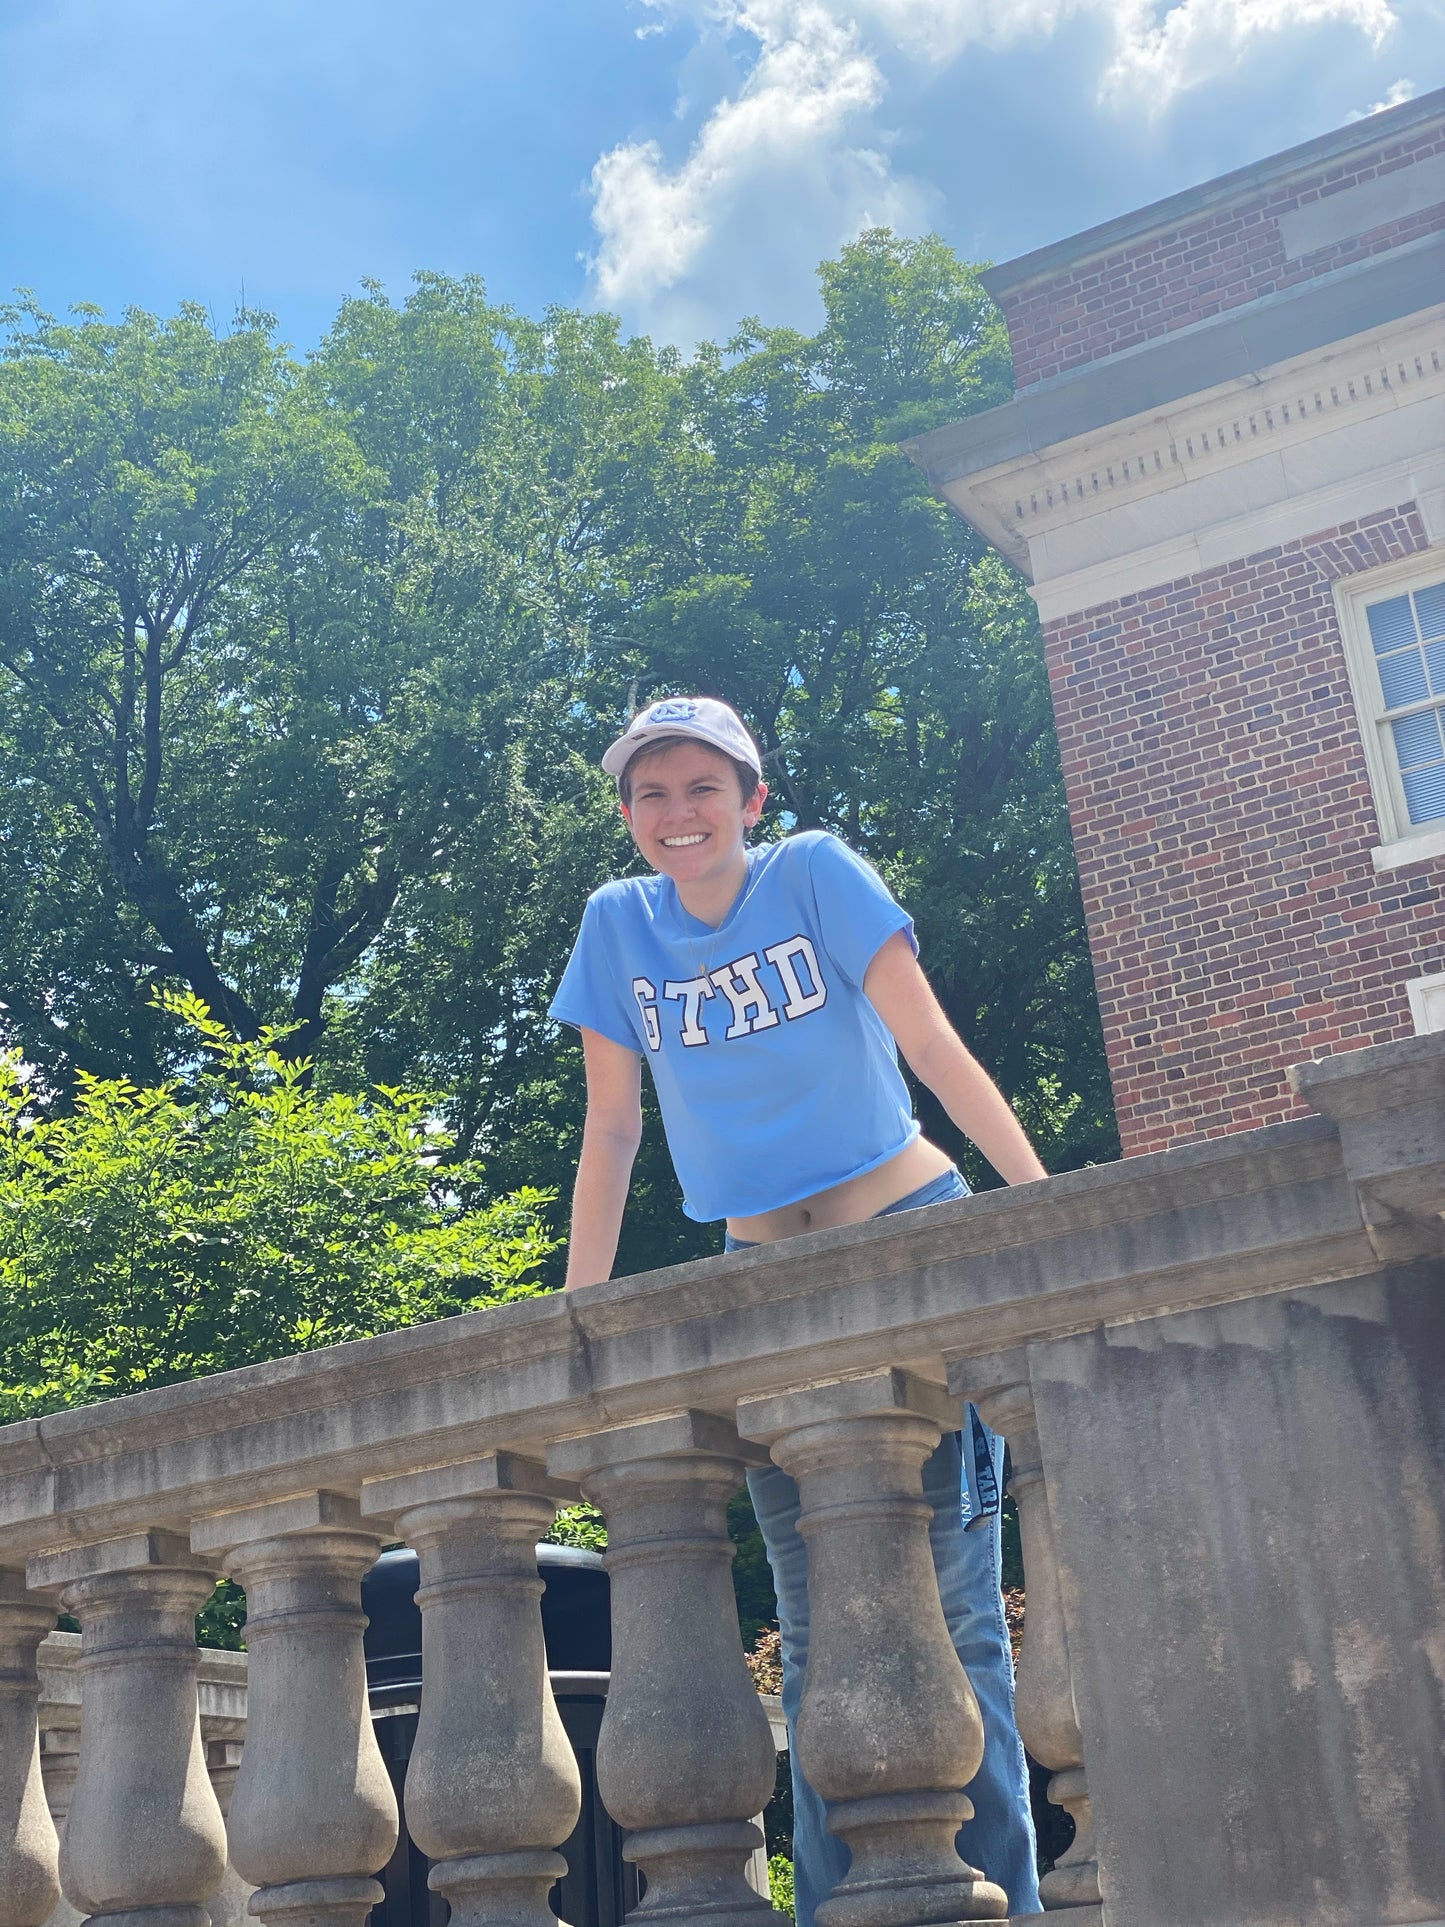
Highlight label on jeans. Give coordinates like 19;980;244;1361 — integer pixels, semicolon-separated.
960;1406;1000;1530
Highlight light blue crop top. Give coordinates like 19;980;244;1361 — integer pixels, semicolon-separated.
549;831;920;1221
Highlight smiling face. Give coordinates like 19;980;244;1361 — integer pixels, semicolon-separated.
621;739;766;898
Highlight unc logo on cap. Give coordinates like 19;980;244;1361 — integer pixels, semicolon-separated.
647;699;699;723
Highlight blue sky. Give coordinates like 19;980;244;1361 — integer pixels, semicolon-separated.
1;0;1441;356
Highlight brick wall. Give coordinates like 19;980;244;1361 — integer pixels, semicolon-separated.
1044;504;1443;1155
1001;120;1445;390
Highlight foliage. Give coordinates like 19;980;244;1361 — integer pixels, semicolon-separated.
0;995;557;1420
765;1750;795;1863
0;285;542;1089
545;1501;608;1552
768;1856;796;1920
1;232;1117;1286
196;1580;248;1651
1001;1490;1024;1590
744;1626;783;1695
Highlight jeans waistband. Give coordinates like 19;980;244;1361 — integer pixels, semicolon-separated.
724;1164;969;1252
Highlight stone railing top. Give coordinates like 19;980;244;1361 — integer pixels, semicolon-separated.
1289;1032;1445;1245
2;1032;1441;1565
1288;1029;1445;1118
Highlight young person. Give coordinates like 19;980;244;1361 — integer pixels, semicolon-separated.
550;695;1046;1924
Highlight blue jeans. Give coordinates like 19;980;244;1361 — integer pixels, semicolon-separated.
730;1169;1041;1924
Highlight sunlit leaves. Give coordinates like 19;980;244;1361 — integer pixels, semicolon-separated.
0;995;557;1421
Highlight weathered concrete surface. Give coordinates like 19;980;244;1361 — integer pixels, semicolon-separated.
552;1414;785;1927
364;1460;583;1927
0;1575;59;1927
37;1630;253;1927
739;1375;1009;1926
31;1540;228;1926
192;1494;398;1923
1290;1034;1445;1260
0;1114;1378;1560
1032;1264;1445;1927
0;1032;1440;1927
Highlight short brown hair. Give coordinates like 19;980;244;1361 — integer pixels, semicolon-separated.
618;737;762;807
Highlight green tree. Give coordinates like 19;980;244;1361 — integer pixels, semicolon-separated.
0;995;556;1421
0;298;355;1077
2;237;1117;1285
0;287;546;1090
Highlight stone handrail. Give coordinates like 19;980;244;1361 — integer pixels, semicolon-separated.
1;1032;1442;1927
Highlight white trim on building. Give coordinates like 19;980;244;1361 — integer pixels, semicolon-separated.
1333;549;1445;859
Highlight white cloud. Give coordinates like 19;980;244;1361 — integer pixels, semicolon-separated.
851;0;1396;89
1093;0;1396;102
587;0;1407;335
1346;74;1417;117
588;2;885;308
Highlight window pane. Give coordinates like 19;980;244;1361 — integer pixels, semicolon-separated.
1414;580;1445;642
1426;639;1445;698
1402;761;1445;825
1391;709;1444;768
1368;594;1417;654
1379;649;1429;706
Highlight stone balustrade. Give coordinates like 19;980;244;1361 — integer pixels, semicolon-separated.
30;1629;250;1927
1;1032;1442;1927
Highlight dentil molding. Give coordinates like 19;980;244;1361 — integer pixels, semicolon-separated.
938;304;1445;611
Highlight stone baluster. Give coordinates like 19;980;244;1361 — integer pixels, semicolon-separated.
548;1411;786;1927
38;1727;84;1927
205;1740;255;1927
25;1532;227;1927
0;1573;60;1927
359;1452;583;1927
189;1492;398;1927
951;1352;1101;1924
737;1370;1009;1927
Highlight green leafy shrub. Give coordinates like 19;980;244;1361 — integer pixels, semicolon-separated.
768;1856;795;1919
545;1502;608;1552
0;995;558;1420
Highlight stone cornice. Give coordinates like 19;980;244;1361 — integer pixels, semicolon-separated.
936;304;1445;583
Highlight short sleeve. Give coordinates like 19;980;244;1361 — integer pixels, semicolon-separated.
548;895;643;1052
806;834;917;986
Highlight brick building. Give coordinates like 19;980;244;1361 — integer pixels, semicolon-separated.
908;87;1445;1155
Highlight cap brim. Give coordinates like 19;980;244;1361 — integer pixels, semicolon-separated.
601;726;693;778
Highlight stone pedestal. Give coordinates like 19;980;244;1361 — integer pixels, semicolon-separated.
0;1573;60;1927
27;1533;226;1927
206;1739;255;1927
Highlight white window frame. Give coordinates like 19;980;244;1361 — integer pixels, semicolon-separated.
1406;970;1445;1034
1333;550;1445;872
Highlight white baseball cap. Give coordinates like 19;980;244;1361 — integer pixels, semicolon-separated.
601;696;763;782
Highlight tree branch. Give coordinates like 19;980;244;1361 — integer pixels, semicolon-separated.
0;985;140;1088
289;852;403;1061
95;836;262;1042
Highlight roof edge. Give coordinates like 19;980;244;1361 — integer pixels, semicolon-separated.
982;83;1445;301
906;233;1445;491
